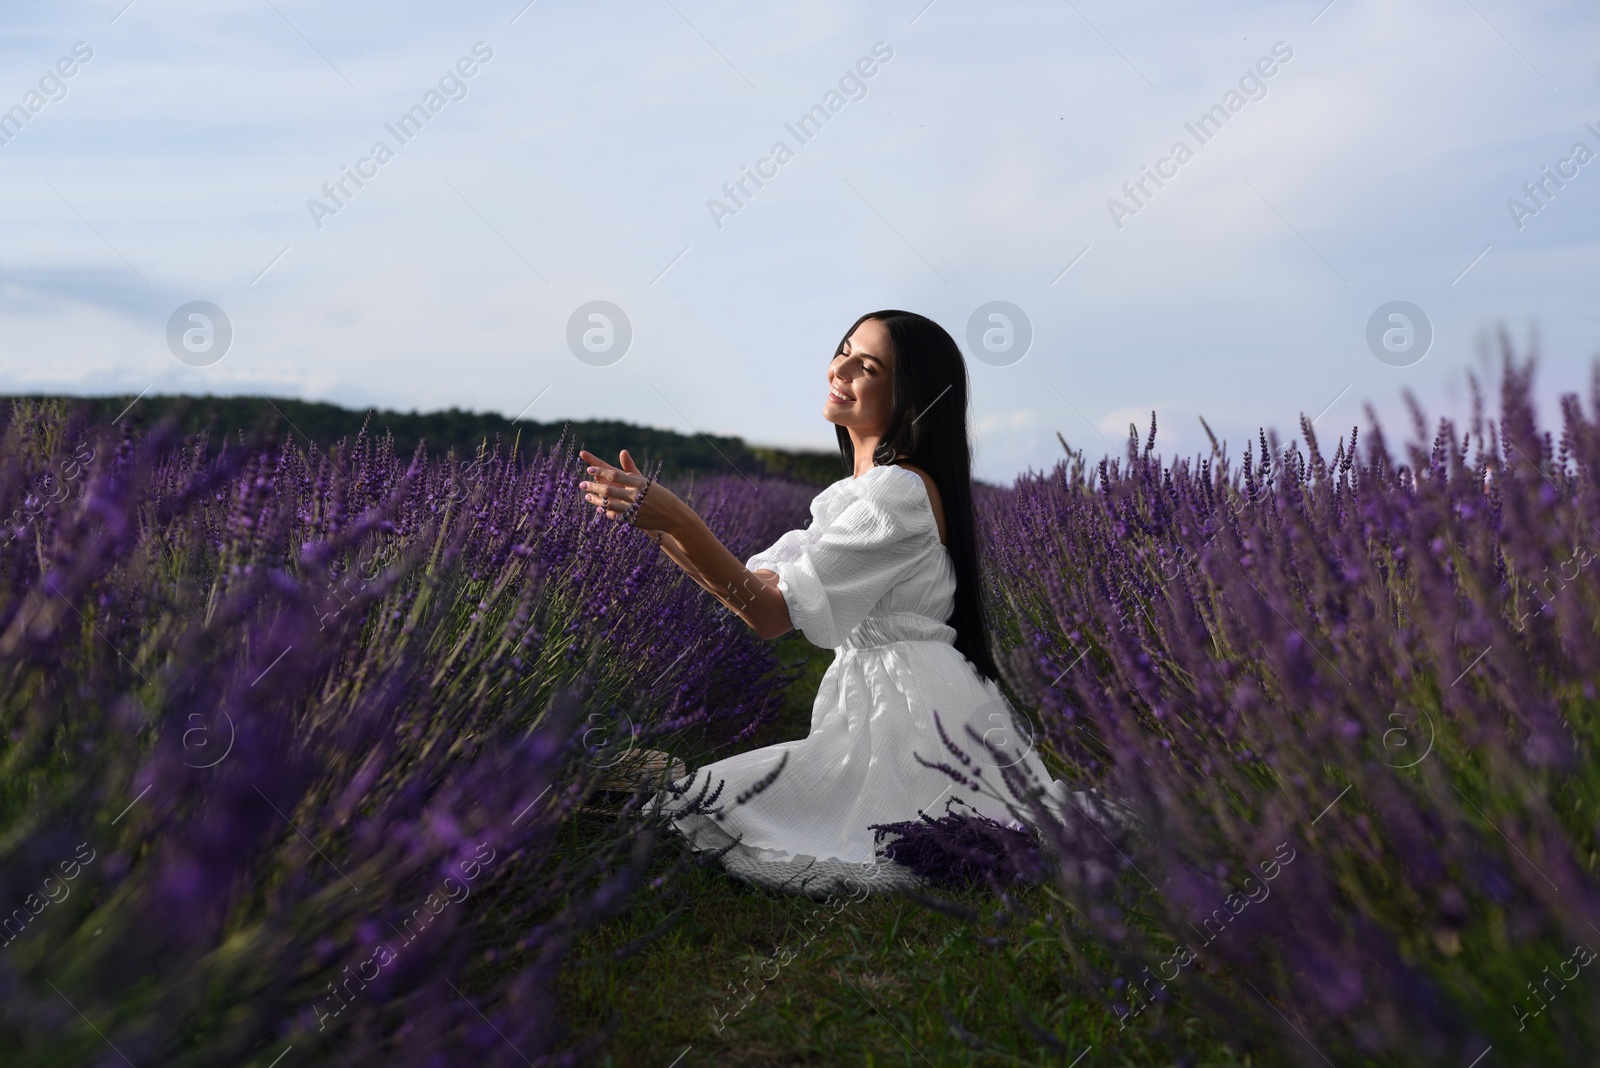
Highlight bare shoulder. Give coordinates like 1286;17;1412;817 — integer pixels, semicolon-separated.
893;463;947;546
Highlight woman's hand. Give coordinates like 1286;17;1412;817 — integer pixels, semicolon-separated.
577;448;793;640
578;448;683;537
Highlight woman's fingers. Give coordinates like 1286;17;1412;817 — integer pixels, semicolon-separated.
583;483;637;517
581;478;640;500
579;450;621;481
578;448;653;528
578;447;645;488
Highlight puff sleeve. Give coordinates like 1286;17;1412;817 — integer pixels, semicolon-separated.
745;466;938;649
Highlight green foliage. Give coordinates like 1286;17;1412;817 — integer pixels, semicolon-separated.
8;393;842;485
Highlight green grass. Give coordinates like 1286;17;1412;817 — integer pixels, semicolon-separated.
551;636;1267;1067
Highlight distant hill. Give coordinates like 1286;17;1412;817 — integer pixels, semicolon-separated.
7;393;847;486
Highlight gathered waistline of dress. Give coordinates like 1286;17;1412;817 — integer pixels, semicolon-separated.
838;613;957;651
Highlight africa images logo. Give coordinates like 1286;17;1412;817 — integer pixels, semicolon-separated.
1105;42;1294;230
0;41;94;150
705;42;894;230
306;43;494;230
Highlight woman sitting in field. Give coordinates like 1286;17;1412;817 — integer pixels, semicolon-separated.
577;310;1078;896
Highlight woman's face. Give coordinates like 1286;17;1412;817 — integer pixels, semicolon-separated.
824;318;894;437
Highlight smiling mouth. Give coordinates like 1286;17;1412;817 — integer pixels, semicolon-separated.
828;387;855;403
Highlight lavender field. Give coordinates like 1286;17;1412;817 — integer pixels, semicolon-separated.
0;402;812;1065
3;355;1599;1066
963;355;1600;1064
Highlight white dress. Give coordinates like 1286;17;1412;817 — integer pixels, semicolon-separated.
653;463;1073;898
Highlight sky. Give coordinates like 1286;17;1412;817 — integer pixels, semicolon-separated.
2;0;1597;482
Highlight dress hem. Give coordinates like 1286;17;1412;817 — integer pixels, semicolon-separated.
669;810;929;898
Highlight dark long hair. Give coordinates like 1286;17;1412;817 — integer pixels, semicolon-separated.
832;310;1000;682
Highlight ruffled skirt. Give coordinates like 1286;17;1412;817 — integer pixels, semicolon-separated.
651;639;1070;898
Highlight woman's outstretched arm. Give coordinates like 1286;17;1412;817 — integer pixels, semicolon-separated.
578;449;793;640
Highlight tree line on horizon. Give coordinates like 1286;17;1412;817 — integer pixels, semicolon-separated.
8;393;846;487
